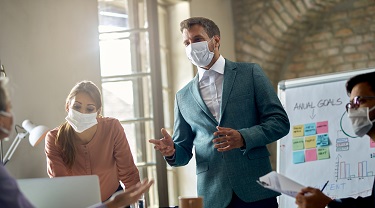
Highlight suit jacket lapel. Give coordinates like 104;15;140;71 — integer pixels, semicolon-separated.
190;74;217;123
220;60;237;121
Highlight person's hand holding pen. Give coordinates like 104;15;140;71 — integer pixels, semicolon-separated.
295;181;332;208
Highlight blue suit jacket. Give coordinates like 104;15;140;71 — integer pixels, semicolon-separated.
167;59;290;208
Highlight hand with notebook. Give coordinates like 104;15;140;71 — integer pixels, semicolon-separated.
257;171;306;198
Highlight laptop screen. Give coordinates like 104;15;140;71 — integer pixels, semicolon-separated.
17;175;101;208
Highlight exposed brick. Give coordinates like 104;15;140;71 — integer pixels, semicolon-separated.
310;31;333;41
299;69;317;77
343;35;363;45
335;28;353;37
329;39;342;47
301;43;314;51
354;62;368;69
252;25;278;45
353;0;373;8
328;56;344;65
342;46;356;53
306;60;324;69
288;63;306;72
261;14;273;26
326;48;340;56
313;41;329;50
357;43;374;52
336;63;354;71
284;0;302;20
295;0;307;14
268;8;288;32
330;12;348;21
363;34;375;42
344;53;368;62
368;61;375;68
259;40;274;53
269;25;283;39
280;12;294;26
349;9;366;18
317;67;334;74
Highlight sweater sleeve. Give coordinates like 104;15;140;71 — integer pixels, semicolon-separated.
112;120;140;188
45;129;70;177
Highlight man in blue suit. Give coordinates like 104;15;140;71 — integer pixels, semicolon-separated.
149;17;290;208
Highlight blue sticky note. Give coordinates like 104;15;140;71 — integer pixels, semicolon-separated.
304;123;316;136
317;134;329;147
293;151;305;164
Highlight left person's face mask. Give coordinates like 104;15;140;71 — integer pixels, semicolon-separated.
65;108;98;133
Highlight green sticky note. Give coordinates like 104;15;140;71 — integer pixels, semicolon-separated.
317;147;330;160
292;138;304;150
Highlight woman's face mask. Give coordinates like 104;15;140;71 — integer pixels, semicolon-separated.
65;109;97;133
348;106;375;137
185;38;215;67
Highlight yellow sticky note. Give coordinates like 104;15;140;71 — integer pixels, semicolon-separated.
304;135;317;149
293;125;304;137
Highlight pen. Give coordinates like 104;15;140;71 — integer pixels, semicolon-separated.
321;180;329;192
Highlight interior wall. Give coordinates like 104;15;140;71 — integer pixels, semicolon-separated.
0;0;101;178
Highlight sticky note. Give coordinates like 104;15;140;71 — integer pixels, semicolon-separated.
293;125;304;137
305;149;317;162
293;138;304;150
304;123;316;136
316;121;328;134
305;135;317;149
317;134;329;147
317;147;330;160
293;151;305;164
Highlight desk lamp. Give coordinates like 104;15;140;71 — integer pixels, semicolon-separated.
2;120;49;165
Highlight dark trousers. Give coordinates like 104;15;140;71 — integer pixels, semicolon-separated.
226;192;278;208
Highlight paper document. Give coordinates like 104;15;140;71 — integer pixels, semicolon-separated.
257;171;305;198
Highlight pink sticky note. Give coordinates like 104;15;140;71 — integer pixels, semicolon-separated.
317;121;328;134
305;148;317;162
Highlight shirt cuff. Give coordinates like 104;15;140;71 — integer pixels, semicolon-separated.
165;153;176;162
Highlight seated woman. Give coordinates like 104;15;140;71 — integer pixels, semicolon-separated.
0;78;153;208
45;80;140;201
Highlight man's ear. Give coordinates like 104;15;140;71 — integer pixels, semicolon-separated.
214;35;221;49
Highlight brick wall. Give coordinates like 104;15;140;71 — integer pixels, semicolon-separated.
232;0;375;85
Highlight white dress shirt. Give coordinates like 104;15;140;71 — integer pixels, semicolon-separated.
197;55;225;122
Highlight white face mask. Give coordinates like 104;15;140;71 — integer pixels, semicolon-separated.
0;111;13;135
348;106;375;137
65;109;98;133
185;39;214;67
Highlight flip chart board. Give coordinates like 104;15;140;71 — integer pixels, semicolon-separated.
277;68;375;208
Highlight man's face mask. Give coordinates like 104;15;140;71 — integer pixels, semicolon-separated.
65;108;98;133
185;38;215;67
348;106;375;137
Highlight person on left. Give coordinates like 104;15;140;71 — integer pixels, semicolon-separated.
45;80;140;202
0;78;154;208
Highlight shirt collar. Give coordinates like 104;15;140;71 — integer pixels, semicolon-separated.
198;55;225;81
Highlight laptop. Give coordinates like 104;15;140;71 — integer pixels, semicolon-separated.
17;175;102;208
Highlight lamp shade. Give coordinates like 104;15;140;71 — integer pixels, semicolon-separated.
22;120;49;146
